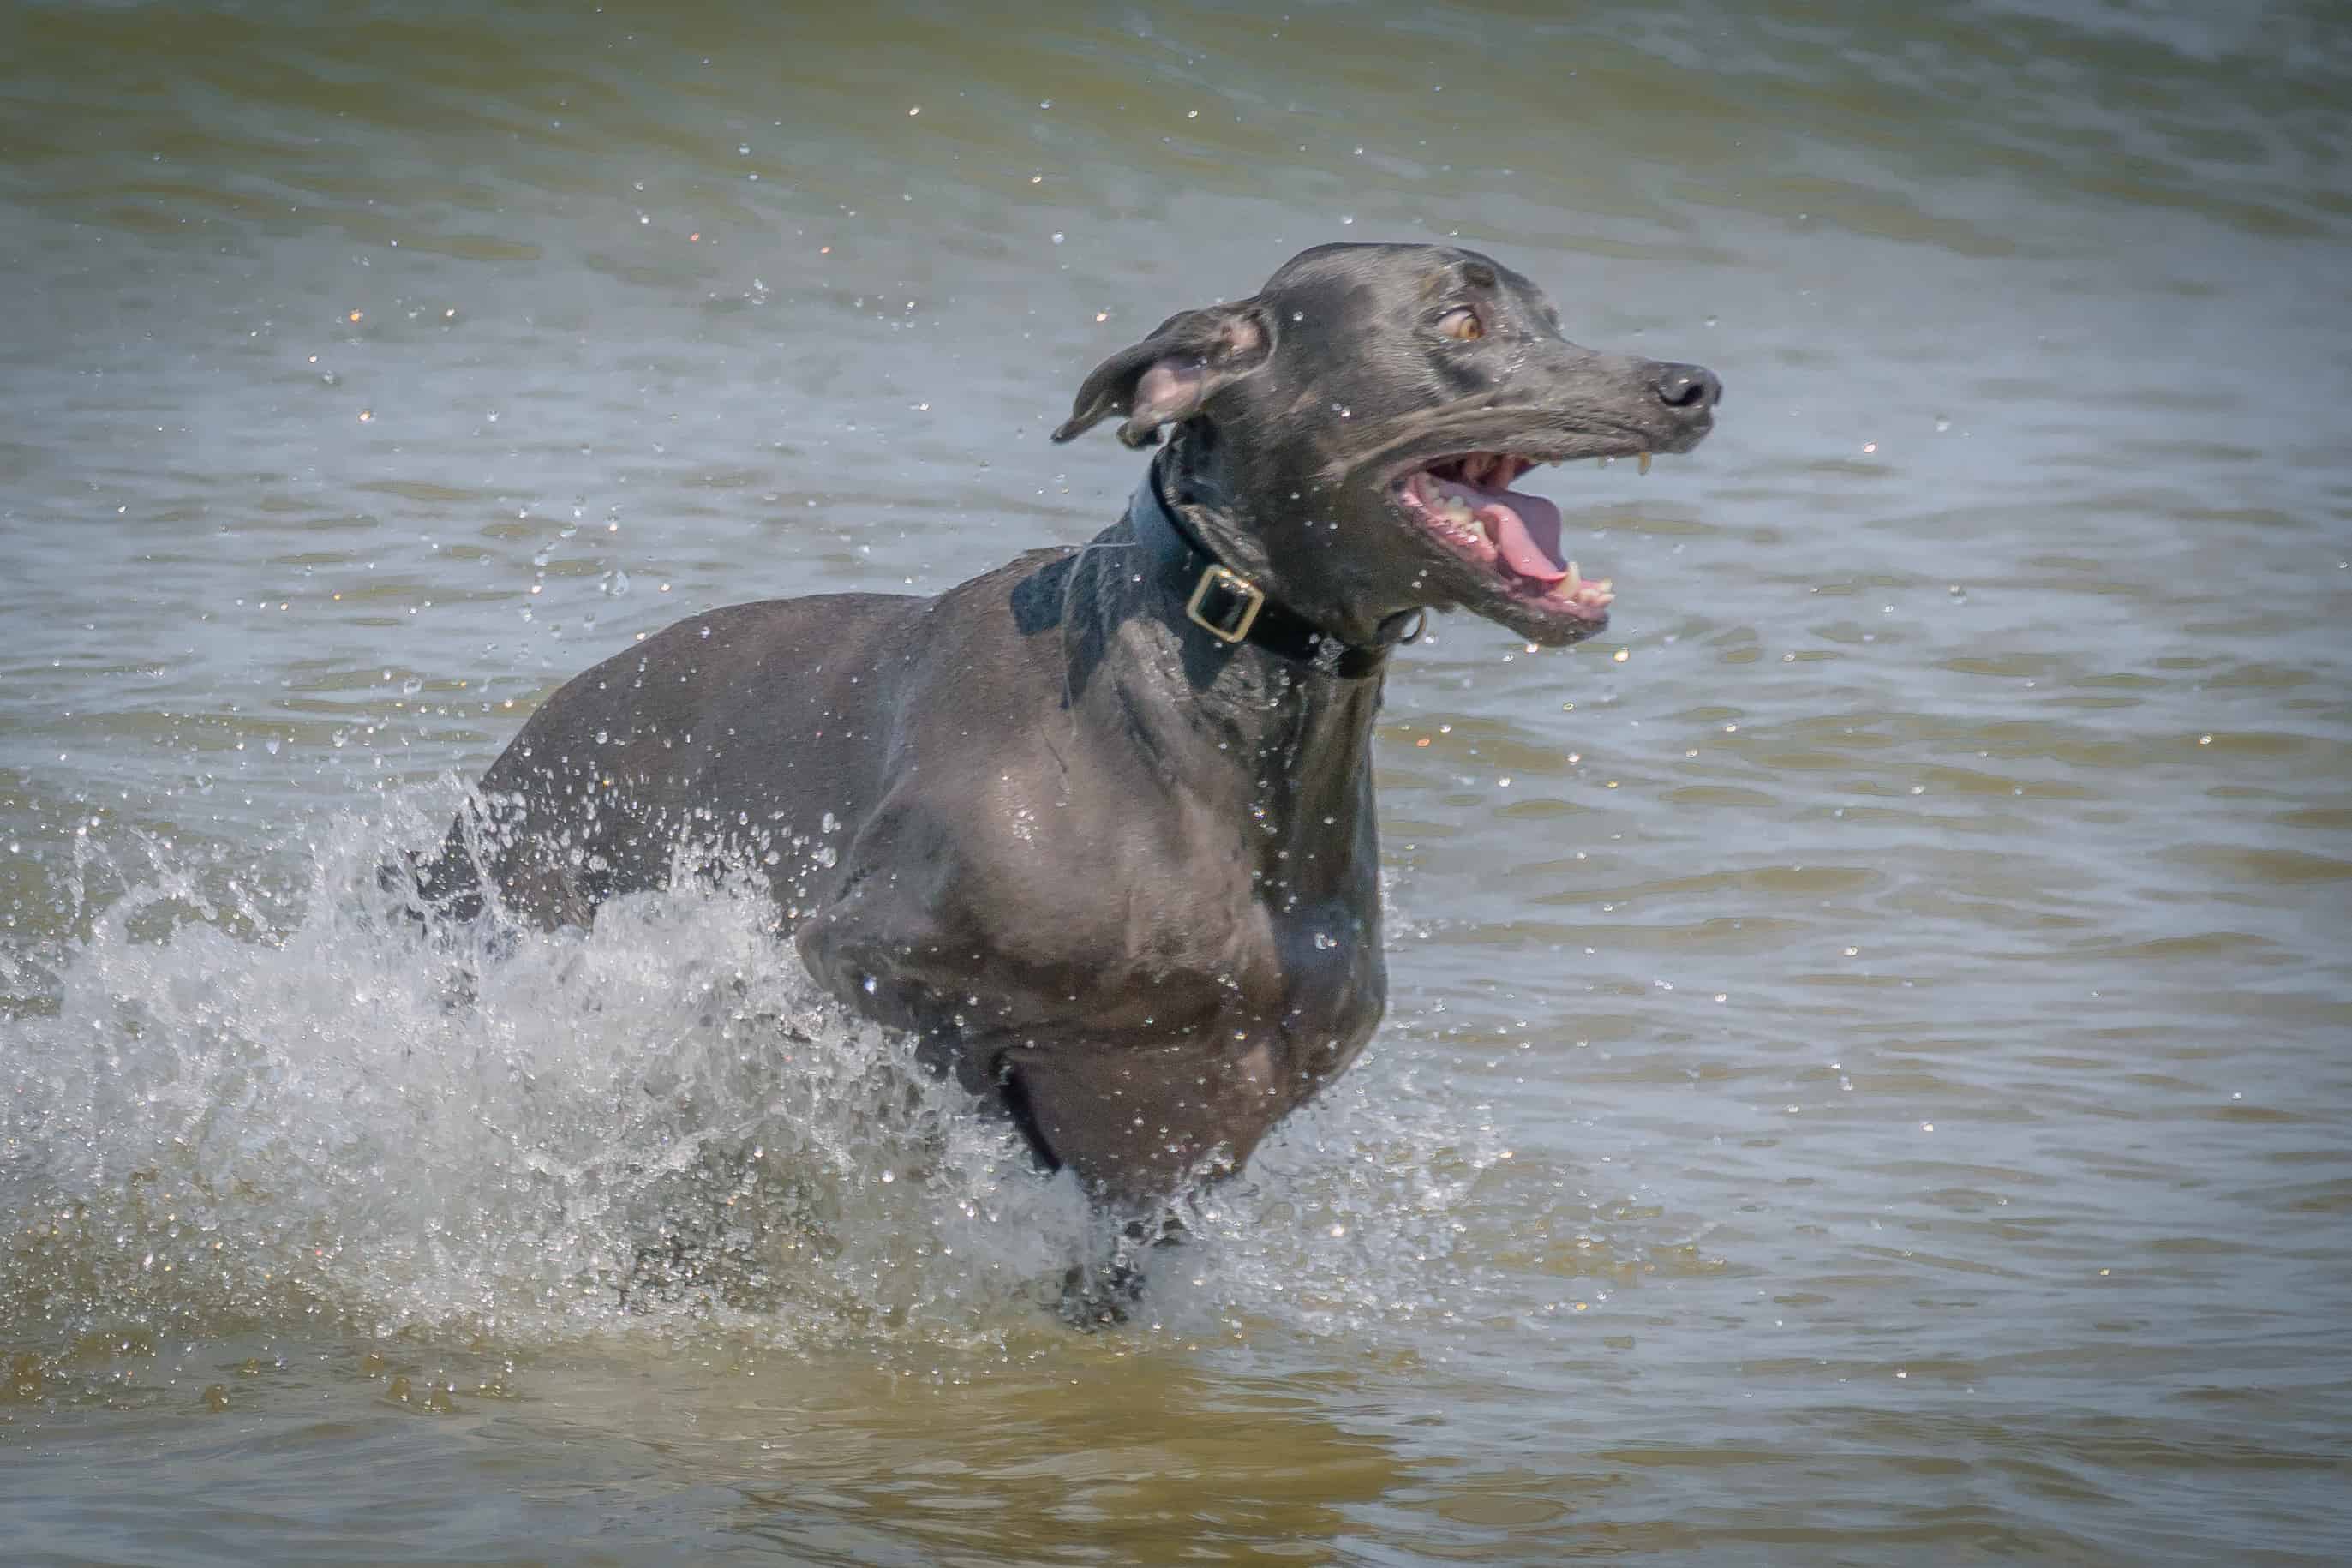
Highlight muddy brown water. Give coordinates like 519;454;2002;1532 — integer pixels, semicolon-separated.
3;2;2349;1563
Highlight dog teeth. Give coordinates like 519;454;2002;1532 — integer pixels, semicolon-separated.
1547;562;1617;606
1638;451;1653;476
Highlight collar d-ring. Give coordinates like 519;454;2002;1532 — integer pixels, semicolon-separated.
1375;607;1427;647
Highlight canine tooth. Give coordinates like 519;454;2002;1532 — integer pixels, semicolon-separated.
1638;451;1653;476
1593;578;1613;594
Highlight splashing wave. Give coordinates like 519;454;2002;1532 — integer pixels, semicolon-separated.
3;793;1508;1354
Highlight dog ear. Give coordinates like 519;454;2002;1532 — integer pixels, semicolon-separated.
1050;302;1273;447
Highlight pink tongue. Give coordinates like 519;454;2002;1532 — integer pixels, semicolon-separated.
1434;476;1567;584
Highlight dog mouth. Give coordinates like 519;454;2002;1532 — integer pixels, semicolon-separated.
1389;450;1647;624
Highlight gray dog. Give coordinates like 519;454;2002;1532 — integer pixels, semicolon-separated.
414;242;1719;1226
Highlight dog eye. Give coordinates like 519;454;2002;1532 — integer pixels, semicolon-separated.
1437;307;1484;342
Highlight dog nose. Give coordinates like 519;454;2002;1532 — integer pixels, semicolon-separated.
1653;362;1721;415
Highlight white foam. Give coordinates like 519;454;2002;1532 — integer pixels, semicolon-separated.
3;792;1507;1352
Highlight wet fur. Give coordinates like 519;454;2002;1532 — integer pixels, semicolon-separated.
410;242;1719;1227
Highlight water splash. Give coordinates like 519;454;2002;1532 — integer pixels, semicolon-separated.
3;795;1510;1356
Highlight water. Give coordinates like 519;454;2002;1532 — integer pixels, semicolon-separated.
4;0;2349;1561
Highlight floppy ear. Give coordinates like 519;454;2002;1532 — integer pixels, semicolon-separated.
1050;301;1274;447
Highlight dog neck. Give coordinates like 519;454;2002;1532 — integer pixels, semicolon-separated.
1054;461;1394;892
1130;446;1421;675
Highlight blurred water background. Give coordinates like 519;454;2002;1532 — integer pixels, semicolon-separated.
3;1;2349;1562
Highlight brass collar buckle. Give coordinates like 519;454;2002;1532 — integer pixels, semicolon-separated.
1184;564;1266;644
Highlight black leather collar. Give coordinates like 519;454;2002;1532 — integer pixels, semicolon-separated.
1127;453;1415;681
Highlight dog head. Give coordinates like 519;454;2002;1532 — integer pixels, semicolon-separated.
1054;242;1721;647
